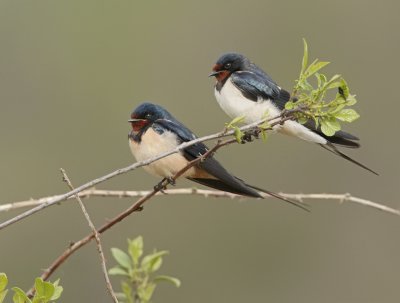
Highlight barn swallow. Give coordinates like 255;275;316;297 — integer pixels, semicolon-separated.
128;102;308;210
210;52;378;175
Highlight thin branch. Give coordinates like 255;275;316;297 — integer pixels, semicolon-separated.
25;146;399;295
3;188;398;216
28;189;398;293
27;184;160;297
0;111;292;231
60;169;119;303
27;137;228;295
281;193;400;216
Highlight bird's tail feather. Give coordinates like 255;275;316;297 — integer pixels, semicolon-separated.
189;178;310;211
319;143;378;175
246;184;310;212
188;178;262;198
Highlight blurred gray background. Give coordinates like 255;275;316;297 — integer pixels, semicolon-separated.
0;1;399;302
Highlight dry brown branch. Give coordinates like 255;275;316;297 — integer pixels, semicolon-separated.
27;138;231;294
3;189;398;216
0;111;292;231
60;169;119;303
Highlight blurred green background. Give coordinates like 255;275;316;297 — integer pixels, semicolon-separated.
0;1;399;302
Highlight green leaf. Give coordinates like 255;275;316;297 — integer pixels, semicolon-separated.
316;73;326;88
285;101;294;110
326;74;342;89
50;279;64;301
346;94;357;106
108;267;130;276
260;128;268;141
12;287;31;303
320;117;341;136
320;121;335;136
154;275;181;288
233;127;243;143
128;236;144;266
0;290;8;303
50;285;64;301
111;248;132;270
301;38;308;75
226;116;245;128
121;281;133;303
335;109;360;122
299;79;313;91
33;278;54;302
297;116;308;124
138;283;156;303
141;251;168;273
0;273;8;292
338;78;349;99
305;61;330;78
327;118;341;131
292;40;361;130
33;278;43;298
330;103;346;114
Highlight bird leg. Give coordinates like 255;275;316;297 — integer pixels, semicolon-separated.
154;178;168;191
154;177;176;193
166;177;176;186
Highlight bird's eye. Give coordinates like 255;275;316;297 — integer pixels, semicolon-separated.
145;113;152;119
224;63;232;69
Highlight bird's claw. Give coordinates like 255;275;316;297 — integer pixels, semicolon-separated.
154;177;176;192
166;177;176;186
154;179;167;191
281;108;290;117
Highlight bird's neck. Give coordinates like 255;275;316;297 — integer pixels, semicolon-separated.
129;126;150;143
215;74;230;92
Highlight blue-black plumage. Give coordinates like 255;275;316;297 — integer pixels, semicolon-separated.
128;102;308;210
210;53;377;175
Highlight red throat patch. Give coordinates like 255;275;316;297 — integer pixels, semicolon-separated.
130;119;149;132
212;64;230;82
216;70;230;82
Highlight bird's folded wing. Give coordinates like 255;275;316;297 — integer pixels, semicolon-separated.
231;71;291;109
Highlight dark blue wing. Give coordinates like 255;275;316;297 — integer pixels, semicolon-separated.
231;71;291;110
153;118;262;197
154;118;209;159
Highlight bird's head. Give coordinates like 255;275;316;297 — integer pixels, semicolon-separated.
129;102;170;133
209;52;248;81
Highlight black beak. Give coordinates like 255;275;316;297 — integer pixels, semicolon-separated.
208;71;220;77
128;118;146;123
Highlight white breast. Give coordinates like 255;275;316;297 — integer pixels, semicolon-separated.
214;79;327;144
129;128;196;178
215;79;281;124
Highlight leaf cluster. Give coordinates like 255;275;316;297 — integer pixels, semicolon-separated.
285;39;360;136
225;116;246;143
225;114;270;142
0;274;62;303
109;236;180;303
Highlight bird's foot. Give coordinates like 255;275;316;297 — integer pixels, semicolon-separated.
154;177;176;192
166;177;176;186
154;178;167;191
281;108;290;117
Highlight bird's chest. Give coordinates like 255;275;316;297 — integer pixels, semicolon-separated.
214;79;281;124
129;128;194;178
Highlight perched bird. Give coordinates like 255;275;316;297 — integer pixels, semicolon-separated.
128;102;307;210
210;52;377;175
